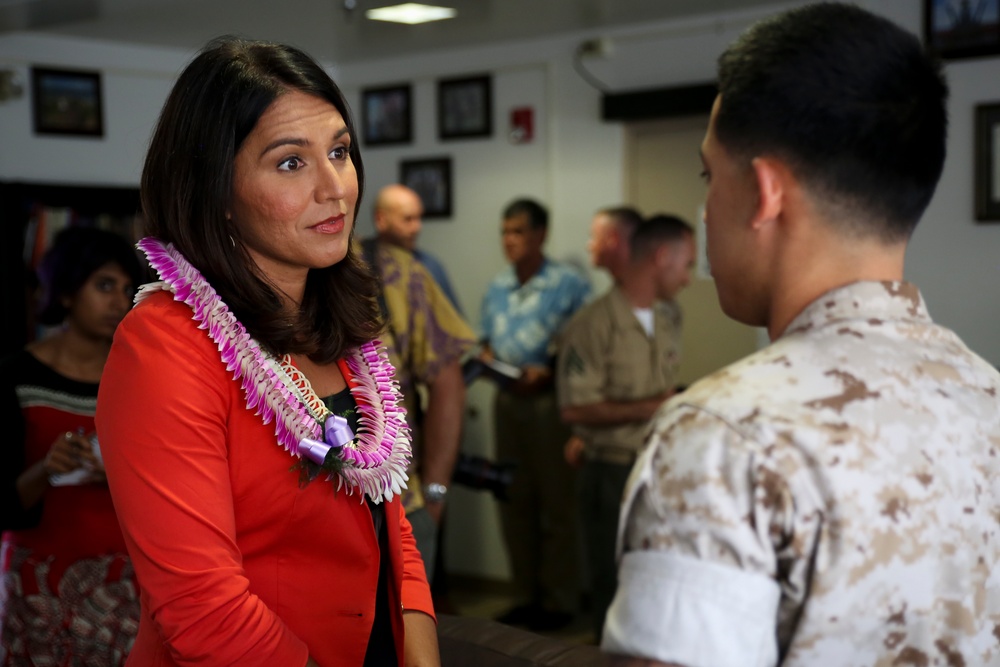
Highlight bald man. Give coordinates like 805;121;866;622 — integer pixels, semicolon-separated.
361;185;476;581
373;184;462;313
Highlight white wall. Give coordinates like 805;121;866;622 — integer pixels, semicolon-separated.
0;33;191;186
1;0;997;582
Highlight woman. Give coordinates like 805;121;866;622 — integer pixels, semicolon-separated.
1;226;142;665
95;37;439;666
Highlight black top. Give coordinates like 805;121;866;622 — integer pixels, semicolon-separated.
322;387;398;667
0;350;99;531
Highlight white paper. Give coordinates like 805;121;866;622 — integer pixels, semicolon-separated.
49;438;102;487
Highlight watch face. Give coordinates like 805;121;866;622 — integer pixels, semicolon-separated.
423;483;447;502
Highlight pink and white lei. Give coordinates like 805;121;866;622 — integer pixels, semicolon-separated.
135;237;410;504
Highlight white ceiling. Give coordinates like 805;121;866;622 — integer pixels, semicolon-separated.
1;0;784;63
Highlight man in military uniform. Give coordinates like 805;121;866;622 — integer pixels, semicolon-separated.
557;214;695;640
587;207;644;284
604;4;1000;667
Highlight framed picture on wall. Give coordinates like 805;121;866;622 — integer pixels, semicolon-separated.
924;0;1000;60
437;74;492;140
362;84;412;146
31;67;104;137
975;102;1000;221
400;157;452;218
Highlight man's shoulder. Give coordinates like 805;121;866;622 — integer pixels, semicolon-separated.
413;247;445;272
484;266;516;292
668;320;1000;447
374;242;438;292
543;258;589;286
563;290;615;337
375;241;417;269
572;288;615;319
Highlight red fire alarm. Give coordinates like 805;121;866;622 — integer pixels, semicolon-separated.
509;107;534;144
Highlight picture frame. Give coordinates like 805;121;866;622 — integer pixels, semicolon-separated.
975;102;1000;221
437;74;492;140
361;84;412;146
924;0;1000;60
31;67;104;137
400;157;452;219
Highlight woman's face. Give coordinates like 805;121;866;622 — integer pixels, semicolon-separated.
65;261;134;341
230;89;358;300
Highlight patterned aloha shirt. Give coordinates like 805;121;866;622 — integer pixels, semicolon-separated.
373;243;476;513
480;257;590;367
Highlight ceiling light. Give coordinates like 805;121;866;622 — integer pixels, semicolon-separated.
365;3;456;25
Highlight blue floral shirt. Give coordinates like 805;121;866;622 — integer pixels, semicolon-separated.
480;258;590;367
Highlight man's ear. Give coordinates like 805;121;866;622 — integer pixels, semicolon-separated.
749;156;786;232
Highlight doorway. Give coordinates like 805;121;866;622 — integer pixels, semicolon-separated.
625;115;759;387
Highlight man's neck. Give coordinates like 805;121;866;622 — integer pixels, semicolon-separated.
618;270;656;309
514;253;545;285
766;238;907;340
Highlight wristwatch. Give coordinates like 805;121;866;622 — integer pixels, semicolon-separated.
423;482;448;503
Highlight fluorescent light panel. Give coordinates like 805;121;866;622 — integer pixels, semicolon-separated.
365;3;456;25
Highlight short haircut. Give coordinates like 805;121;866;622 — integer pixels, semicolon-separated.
37;226;143;326
141;36;380;363
631;214;693;262
599;206;643;238
503;198;549;231
715;3;948;242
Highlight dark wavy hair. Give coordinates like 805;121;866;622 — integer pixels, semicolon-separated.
37;226;144;326
141;36;382;363
715;3;948;242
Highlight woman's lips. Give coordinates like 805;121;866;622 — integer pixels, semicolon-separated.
313;215;345;234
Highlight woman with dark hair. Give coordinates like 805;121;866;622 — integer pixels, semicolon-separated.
95;37;439;666
0;226;143;665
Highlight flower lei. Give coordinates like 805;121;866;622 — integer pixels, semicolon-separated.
135;237;410;504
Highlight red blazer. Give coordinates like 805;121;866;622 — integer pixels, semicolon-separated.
97;291;433;667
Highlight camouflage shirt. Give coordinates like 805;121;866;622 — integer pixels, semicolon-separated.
603;281;1000;667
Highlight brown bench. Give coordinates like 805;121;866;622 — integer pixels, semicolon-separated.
438;614;610;667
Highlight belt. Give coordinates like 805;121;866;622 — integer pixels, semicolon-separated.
584;446;638;466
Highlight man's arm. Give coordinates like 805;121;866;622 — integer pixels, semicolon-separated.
560;391;672;427
420;360;465;523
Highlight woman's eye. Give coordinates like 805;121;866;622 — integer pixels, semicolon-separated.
96;280;114;292
278;156;305;171
699;169;710;183
330;146;348;161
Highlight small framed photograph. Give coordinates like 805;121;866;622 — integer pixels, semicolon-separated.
924;0;1000;60
975;102;1000;221
361;84;412;146
437;74;492;140
31;67;104;137
400;157;452;219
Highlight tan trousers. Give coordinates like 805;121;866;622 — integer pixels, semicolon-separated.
494;389;579;613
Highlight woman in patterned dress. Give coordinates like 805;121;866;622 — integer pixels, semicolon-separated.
0;226;143;666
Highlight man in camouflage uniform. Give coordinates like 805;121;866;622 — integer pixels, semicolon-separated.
603;4;1000;667
558;214;694;641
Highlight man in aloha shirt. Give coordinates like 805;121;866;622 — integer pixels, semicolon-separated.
603;4;1000;667
363;239;476;582
480;198;591;631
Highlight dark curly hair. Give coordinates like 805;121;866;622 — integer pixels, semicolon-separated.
37;226;143;326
